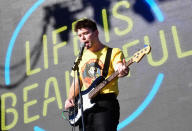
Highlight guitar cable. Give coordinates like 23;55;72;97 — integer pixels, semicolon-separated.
61;110;76;131
61;110;69;121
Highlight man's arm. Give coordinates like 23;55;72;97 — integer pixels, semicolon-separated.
111;48;129;77
64;77;82;110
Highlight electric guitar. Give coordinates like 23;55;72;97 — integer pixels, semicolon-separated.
68;45;151;126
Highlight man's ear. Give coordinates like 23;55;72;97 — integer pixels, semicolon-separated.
94;30;99;36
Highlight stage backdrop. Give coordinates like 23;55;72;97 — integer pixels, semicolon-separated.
1;0;192;131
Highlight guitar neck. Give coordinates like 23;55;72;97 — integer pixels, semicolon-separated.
88;58;133;99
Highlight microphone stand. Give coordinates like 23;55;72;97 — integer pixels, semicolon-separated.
71;44;85;131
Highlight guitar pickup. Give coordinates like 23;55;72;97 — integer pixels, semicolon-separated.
78;103;81;109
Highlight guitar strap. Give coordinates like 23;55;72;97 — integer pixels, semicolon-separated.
102;47;112;78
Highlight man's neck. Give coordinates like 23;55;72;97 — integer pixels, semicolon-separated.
89;41;105;52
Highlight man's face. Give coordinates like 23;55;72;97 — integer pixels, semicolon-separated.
77;27;98;49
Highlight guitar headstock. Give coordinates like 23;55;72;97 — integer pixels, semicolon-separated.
132;45;151;63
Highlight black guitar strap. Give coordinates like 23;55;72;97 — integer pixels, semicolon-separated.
102;47;113;78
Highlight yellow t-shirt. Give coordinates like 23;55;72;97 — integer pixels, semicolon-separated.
71;46;124;95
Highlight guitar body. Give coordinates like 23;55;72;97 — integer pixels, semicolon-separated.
68;76;105;126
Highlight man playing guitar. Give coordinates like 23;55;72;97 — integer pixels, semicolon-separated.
65;18;129;131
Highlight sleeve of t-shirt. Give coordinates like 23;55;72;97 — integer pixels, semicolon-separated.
70;56;79;77
70;70;76;77
111;48;125;71
70;57;83;82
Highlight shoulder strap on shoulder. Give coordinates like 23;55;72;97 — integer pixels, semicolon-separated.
102;47;112;78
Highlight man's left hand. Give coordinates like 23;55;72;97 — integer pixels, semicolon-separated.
116;59;129;77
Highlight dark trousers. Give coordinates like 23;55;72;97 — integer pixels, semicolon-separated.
79;93;120;131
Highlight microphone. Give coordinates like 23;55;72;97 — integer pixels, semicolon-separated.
79;43;85;58
72;43;85;71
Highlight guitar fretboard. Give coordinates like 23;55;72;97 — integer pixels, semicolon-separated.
88;58;133;99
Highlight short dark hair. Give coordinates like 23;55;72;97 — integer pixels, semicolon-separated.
74;18;97;32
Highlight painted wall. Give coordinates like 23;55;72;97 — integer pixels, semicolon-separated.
1;0;192;131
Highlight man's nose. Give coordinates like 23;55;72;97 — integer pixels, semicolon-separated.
81;35;86;40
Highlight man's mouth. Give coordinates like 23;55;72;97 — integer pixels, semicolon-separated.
85;41;90;47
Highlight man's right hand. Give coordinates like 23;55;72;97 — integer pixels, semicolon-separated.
64;98;75;110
